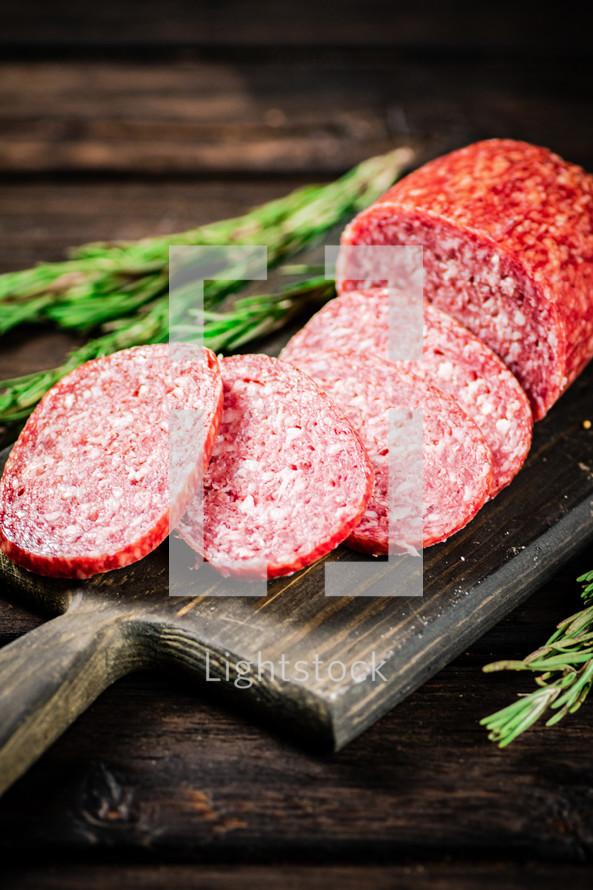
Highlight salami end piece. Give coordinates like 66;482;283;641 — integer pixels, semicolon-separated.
0;345;223;579
282;349;493;553
178;354;374;579
339;139;593;420
280;288;533;496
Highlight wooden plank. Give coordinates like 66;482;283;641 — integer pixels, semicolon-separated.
1;528;592;862
1;0;591;49
1;54;592;174
4;863;593;890
0;178;308;274
1;557;593;862
0;598;42;643
0;58;397;175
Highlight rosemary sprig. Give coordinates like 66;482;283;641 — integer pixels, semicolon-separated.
0;276;336;425
0;146;413;335
481;569;593;746
0;147;411;428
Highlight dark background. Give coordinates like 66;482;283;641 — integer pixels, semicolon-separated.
1;2;593;887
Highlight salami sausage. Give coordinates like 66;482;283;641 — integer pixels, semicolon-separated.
178;354;374;578
339;139;593;420
281;349;493;553
0;345;223;578
280;288;532;496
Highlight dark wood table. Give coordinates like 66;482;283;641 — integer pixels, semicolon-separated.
2;3;593;886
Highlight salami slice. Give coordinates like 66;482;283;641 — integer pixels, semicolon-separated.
178;354;374;578
280;288;532;496
0;345;223;579
282;349;493;552
339;139;593;420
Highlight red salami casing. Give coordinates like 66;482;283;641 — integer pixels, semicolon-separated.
280;288;533;496
339;139;593;420
0;345;223;578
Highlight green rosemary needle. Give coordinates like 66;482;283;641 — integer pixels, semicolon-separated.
0;147;412;428
481;569;593;746
0;276;336;425
0;146;413;335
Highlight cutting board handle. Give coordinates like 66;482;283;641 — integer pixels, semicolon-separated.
0;600;135;797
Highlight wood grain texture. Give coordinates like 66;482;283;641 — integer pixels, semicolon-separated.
0;604;139;797
1;52;592;175
5;863;593;890
2;556;593;866
0;56;403;175
0;178;311;275
1;0;592;49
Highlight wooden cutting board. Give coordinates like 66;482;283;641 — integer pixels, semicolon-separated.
1;314;593;799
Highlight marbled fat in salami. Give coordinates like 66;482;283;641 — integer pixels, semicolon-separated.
282;349;493;553
178;354;374;578
280;288;532;495
339;140;593;420
0;345;223;578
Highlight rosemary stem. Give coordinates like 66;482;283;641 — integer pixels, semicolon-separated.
0;147;413;335
481;569;593;746
1;148;412;428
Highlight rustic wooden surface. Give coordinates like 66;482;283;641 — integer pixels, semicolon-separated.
2;2;593;886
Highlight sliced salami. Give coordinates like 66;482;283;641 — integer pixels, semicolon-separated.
281;349;493;553
178;354;374;578
280;288;532;495
0;345;223;579
339;139;593;420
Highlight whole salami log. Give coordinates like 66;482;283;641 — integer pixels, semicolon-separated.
339;139;593;420
281;349;493;553
0;345;223;579
178;354;374;578
280;288;532;496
